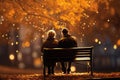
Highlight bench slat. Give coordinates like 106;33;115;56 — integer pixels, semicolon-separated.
75;57;90;61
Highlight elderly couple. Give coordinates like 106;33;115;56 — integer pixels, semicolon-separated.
41;28;77;75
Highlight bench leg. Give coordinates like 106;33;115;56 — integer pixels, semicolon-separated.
90;48;93;77
90;59;93;76
43;58;46;80
43;66;46;80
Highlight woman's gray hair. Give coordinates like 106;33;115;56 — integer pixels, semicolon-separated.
47;30;56;38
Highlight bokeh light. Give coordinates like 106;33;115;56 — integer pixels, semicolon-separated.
98;41;101;44
17;52;22;61
104;47;107;51
22;41;30;48
95;38;99;43
9;54;15;61
33;58;42;68
113;44;117;50
71;66;76;72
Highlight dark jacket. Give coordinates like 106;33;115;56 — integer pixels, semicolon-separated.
41;37;58;52
41;37;58;66
58;34;77;48
58;34;77;61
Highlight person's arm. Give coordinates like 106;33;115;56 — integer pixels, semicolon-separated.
74;41;77;47
72;36;77;47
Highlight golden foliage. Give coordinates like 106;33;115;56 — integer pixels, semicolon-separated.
0;0;110;30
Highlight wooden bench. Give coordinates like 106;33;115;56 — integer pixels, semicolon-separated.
43;47;93;77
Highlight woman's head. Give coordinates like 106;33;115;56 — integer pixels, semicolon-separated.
47;30;56;38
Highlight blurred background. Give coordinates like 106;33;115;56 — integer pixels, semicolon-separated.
0;0;120;72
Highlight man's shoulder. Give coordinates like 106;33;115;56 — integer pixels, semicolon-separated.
59;36;76;41
71;36;76;39
70;36;77;40
58;37;67;44
59;37;65;41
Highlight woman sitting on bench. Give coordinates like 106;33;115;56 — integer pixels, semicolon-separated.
41;30;58;75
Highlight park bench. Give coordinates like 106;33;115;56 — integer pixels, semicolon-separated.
43;47;94;77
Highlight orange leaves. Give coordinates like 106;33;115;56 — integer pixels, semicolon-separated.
89;1;98;12
1;1;27;23
0;0;94;27
0;0;108;32
117;39;120;46
7;9;15;19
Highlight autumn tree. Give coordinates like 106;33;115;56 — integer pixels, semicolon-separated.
0;0;120;45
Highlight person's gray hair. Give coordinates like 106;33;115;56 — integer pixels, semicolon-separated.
47;30;56;38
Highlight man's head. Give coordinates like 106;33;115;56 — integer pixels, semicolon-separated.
62;28;68;36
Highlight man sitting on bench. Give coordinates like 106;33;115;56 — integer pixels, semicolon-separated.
58;28;77;74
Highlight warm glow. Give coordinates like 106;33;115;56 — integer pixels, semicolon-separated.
33;58;42;68
110;7;115;16
104;47;107;51
98;41;101;44
87;62;90;67
0;0;95;32
17;52;22;61
11;42;14;46
71;66;76;72
104;22;109;28
95;38;99;43
9;54;15;61
22;41;30;48
8;9;15;19
2;34;4;37
16;50;19;53
117;39;120;46
32;52;38;58
16;41;19;45
113;44;117;50
18;62;25;69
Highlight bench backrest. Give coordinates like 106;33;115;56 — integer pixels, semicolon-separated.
43;47;93;62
